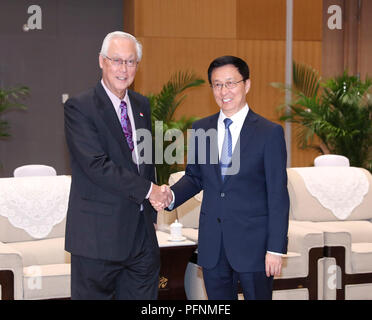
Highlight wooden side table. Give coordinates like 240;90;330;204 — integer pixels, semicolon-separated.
156;231;197;300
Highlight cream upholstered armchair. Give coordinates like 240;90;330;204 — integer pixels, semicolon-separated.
163;171;326;300
287;167;372;300
0;175;71;300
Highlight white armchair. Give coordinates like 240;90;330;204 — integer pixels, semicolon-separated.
287;167;372;300
0;175;70;300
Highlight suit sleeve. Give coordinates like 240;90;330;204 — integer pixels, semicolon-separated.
169;123;204;209
144;96;158;223
264;125;290;254
64;97;151;204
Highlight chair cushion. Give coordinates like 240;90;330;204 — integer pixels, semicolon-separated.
9;237;70;266
23;263;70;299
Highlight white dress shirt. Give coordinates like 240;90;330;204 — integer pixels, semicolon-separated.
218;104;249;160
101;80;152;202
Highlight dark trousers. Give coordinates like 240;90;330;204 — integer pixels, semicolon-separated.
202;239;273;300
71;214;160;300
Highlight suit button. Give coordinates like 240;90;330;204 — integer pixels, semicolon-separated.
217;218;221;223
220;192;225;198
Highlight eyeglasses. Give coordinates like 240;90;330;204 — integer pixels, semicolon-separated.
211;79;245;90
102;55;138;67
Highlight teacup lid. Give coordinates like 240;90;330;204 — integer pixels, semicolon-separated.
171;219;183;227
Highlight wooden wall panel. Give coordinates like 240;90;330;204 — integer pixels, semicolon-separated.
293;41;322;73
135;0;236;39
237;40;286;120
290;123;321;167
291;40;322;167
237;0;286;40
123;0;135;35
322;0;345;79
359;0;372;80
136;37;238;119
129;0;324;168
293;0;323;41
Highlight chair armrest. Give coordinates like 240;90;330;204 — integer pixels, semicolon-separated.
287;221;324;254
293;221;354;274
0;242;24;299
0;242;23;268
304;222;352;249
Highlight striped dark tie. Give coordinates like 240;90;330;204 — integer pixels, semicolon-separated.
220;118;233;180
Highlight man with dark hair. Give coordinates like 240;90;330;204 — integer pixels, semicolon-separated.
152;55;289;300
207;55;250;84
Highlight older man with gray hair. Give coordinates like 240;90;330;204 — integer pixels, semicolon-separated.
64;31;170;299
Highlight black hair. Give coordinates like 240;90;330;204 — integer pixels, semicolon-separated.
207;56;250;84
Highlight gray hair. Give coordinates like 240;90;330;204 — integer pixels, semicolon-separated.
100;31;143;61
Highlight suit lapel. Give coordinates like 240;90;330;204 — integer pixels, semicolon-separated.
204;113;223;183
128;91;147;177
220;108;259;185
94;83;138;173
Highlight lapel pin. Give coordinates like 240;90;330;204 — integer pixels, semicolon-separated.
139;112;144;117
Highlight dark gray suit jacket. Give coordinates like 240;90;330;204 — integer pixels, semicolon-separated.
64;82;157;261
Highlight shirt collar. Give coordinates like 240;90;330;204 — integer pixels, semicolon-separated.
101;79;129;110
218;103;249;126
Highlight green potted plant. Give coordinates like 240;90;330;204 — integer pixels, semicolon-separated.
272;62;372;172
147;71;205;185
0;85;29;138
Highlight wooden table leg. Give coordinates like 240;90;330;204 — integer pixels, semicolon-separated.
0;270;14;300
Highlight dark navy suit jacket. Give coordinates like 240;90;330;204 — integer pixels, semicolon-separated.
171;109;289;272
64;82;157;262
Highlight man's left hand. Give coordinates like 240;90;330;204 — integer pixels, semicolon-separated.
265;252;282;277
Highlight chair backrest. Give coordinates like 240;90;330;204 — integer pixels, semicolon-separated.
13;165;57;177
0;175;70;243
168;171;202;228
314;155;350;167
287;167;372;222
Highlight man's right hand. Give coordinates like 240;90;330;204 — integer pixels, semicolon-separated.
149;184;173;211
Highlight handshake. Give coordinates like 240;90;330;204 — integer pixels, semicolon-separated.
149;184;173;211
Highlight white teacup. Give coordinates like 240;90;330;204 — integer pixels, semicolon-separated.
170;219;183;240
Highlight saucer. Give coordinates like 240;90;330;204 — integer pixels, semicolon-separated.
168;236;187;242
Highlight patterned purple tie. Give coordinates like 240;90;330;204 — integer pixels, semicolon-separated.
119;100;134;152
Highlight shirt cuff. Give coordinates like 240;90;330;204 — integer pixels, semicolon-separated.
167;190;175;210
145;182;153;199
267;251;284;256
